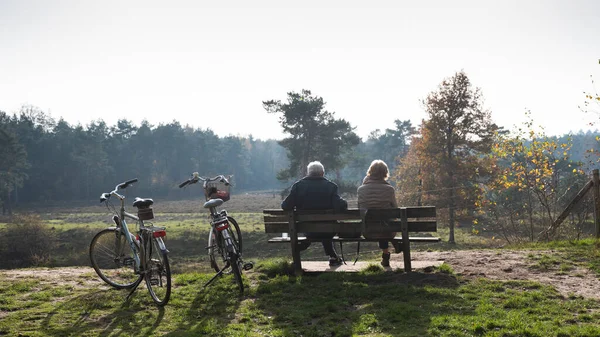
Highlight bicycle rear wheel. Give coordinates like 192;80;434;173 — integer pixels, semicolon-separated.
229;252;244;294
144;237;171;306
208;216;242;273
90;228;142;289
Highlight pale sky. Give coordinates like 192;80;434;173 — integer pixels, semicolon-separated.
1;0;599;140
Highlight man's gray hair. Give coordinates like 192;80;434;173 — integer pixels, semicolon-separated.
307;161;325;176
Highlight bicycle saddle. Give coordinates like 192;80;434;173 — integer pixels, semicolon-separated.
203;198;223;209
133;197;154;208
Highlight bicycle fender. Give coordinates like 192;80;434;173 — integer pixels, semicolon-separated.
155;237;168;251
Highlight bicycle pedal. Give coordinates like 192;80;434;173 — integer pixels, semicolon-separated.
150;278;160;286
123;258;135;266
243;262;254;271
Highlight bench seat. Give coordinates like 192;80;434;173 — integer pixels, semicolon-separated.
267;236;441;243
263;207;439;274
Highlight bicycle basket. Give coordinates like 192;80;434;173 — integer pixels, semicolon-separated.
137;207;154;220
207;180;231;202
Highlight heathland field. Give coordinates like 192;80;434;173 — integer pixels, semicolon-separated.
1;193;600;336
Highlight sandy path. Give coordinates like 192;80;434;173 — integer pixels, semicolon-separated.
1;249;599;300
410;250;600;299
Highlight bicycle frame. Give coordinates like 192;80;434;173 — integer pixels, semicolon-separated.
93;178;171;305
108;189;143;272
104;181;168;273
115;199;168;272
179;172;250;293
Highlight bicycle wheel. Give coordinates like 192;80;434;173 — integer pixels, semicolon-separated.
144;237;171;306
208;216;242;273
90;228;142;289
229;252;244;294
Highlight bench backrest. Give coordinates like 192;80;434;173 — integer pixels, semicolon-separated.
263;207;437;234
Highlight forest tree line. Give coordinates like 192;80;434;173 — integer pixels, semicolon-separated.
0;104;414;209
2;70;600;243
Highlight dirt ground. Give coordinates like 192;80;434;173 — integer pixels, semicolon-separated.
410;250;600;299
1;250;598;300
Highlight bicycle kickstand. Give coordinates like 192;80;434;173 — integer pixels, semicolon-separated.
203;263;229;288
126;277;144;301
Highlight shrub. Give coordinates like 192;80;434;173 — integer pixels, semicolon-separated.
0;214;57;268
436;263;455;274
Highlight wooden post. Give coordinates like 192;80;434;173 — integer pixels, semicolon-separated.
288;211;302;275
552;180;593;229
594;169;600;239
400;208;412;272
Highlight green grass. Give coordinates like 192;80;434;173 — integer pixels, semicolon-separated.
1;262;599;336
0;211;450;271
2;206;600;336
435;226;497;249
514;238;600;277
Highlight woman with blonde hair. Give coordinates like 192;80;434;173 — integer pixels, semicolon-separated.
357;159;399;267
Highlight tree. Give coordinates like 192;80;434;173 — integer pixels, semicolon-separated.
414;71;499;244
580;63;600;121
10;106;54;203
392;137;424;206
0;112;30;215
367;120;416;169
481;113;584;241
218;136;251;189
71;120;112;199
264;89;359;180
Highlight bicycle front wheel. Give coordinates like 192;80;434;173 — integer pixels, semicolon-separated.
208;216;242;273
145;237;171;306
229;252;244;294
89;228;142;289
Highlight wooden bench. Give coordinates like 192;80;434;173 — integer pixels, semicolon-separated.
263;207;440;275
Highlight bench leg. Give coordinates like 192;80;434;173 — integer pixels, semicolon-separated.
402;236;412;272
290;236;302;275
288;212;303;275
401;209;412;272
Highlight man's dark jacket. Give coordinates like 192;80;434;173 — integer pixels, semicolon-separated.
281;176;348;211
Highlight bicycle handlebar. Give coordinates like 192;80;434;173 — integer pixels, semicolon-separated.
100;178;138;203
178;172;231;189
118;178;138;189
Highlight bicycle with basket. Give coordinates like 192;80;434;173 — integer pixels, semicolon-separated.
179;172;253;294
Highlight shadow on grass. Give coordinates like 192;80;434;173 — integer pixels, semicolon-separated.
39;289;165;337
162;272;245;337
252;261;468;337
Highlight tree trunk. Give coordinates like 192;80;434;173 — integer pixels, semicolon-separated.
448;170;456;244
6;189;12;216
528;191;534;242
302;130;312;177
594;169;600;239
86;165;90;200
446;127;456;244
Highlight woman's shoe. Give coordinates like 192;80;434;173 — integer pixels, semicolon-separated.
329;256;343;266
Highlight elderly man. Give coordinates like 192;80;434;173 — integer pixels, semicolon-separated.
281;161;347;266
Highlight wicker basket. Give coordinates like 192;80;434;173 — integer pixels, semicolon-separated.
207;179;231;202
138;207;154;221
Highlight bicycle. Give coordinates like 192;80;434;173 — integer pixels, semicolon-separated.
89;178;171;306
179;172;253;294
